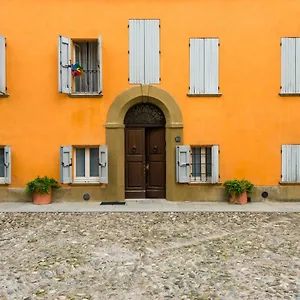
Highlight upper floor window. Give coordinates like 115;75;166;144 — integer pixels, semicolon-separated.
280;37;300;95
128;19;160;84
58;36;102;96
188;38;221;96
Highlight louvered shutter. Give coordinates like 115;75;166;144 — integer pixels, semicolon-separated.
281;145;300;182
60;146;72;184
98;35;103;94
0;34;6;95
129;20;145;84
190;38;219;94
99;145;108;184
281;38;300;94
176;145;191;183
58;36;72;94
4;146;11;184
211;145;219;184
144;19;160;84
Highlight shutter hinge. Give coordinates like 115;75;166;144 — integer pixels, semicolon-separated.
159;50;161;54
128;51;130;54
159;78;161;81
128;24;129;28
281;150;282;153
218;43;220;46
280;86;282;89
280;42;282;46
218;86;220;90
159;24;161;28
281;175;282;178
189;43;190;47
128;78;130;82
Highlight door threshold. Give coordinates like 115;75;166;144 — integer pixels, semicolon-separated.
125;198;167;201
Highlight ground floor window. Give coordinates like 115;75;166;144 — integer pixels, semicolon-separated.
191;146;212;183
74;147;99;183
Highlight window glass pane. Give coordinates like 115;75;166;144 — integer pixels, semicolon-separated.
206;147;212;176
0;148;4;177
90;148;99;177
76;148;85;177
191;147;201;177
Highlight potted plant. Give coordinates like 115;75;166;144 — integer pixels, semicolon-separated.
223;179;254;205
26;176;59;205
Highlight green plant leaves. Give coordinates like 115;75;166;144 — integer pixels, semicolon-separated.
223;179;254;197
25;176;59;195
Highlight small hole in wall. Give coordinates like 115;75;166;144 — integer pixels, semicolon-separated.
83;193;90;201
262;191;268;199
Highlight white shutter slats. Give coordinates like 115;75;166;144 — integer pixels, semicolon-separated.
4;146;11;184
99;145;108;184
176;145;191;183
58;35;72;94
60;146;72;184
281;144;300;183
144;19;160;84
98;35;103;94
0;34;6;95
129;20;145;84
211;145;219;184
280;37;300;94
189;38;219;95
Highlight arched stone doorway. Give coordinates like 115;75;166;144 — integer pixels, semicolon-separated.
124;103;166;199
106;85;183;201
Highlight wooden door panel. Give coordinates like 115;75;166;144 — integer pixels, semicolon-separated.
125;128;146;198
146;128;166;198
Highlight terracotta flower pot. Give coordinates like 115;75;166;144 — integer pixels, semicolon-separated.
33;190;52;205
229;192;247;205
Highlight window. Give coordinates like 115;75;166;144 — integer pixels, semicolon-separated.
129;19;160;84
74;147;100;183
191;146;212;183
176;145;219;184
0;146;11;184
281;145;300;182
280;38;300;94
0;34;7;96
58;36;102;95
189;38;220;96
60;145;108;184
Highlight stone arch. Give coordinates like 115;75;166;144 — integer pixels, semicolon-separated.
105;85;183;201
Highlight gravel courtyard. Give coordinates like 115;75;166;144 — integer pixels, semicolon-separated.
1;212;300;300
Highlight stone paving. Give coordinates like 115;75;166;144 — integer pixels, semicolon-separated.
1;212;300;300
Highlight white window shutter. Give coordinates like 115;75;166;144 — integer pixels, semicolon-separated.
204;38;219;94
176;145;191;183
281;38;296;94
58;36;72;94
4;146;11;184
60;146;72;184
99;145;108;184
189;38;219;94
144;19;160;84
211;145;219;184
0;34;6;95
296;38;300;93
129;19;145;84
98;35;103;94
281;144;300;183
190;38;205;94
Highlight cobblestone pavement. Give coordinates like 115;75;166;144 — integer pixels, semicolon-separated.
0;212;300;300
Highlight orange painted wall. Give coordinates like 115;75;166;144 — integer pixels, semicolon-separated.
1;0;300;187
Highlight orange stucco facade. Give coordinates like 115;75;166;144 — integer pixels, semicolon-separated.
1;0;300;201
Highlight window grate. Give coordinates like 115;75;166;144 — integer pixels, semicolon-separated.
0;148;4;178
74;42;98;93
191;146;212;182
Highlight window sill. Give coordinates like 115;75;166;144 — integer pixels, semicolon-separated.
279;93;300;97
68;93;103;98
188;182;222;186
0;93;9;98
187;93;222;97
70;182;103;186
279;181;300;185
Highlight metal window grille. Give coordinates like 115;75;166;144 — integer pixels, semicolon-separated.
0;148;4;178
191;146;212;182
74;42;98;93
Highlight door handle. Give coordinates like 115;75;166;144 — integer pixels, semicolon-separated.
145;163;149;171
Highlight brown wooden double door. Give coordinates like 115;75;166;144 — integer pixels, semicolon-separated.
125;127;166;199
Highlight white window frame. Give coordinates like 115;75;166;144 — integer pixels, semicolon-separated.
74;147;100;183
190;146;213;183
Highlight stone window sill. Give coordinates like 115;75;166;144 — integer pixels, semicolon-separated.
68;93;103;98
279;181;300;185
187;93;222;97
0;93;9;98
279;93;300;97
